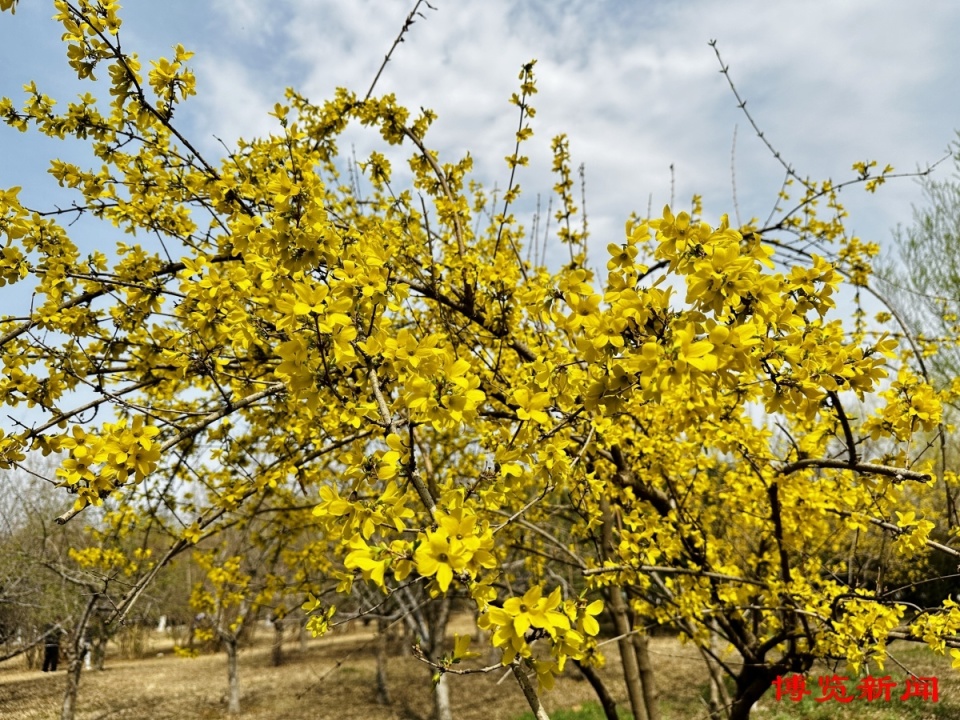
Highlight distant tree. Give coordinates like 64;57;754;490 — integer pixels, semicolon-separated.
0;461;189;720
877;140;960;529
0;468;87;666
187;527;291;715
880;139;960;383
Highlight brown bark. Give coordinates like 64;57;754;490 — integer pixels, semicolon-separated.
699;623;731;719
60;660;81;720
631;631;660;720
429;597;452;720
600;496;648;720
224;637;240;715
90;636;106;671
512;661;551;720
60;595;97;720
375;617;391;705
730;668;772;720
271;616;284;667
216;596;253;715
574;660;619;720
606;585;647;720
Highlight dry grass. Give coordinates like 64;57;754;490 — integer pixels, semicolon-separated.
0;619;955;720
0;616;644;720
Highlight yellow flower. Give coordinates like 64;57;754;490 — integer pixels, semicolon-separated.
452;633;480;661
673;325;717;373
127;441;161;482
414;527;468;592
438;509;481;552
56;457;94;486
127;416;160;449
606;242;638;271
60;425;96;461
532;659;558;691
578;599;604;637
513;387;552;425
344;536;389;588
496;585;570;638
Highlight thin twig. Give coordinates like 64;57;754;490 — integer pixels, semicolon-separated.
827;509;960;558
777;457;930;483
55;383;286;526
731;124;741;226
583;564;765;587
411;642;503;675
710;39;813;191
493;485;554;533
826;390;858;465
364;0;435;101
367;366;436;518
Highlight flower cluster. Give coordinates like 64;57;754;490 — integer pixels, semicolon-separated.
414;507;496;592
478;586;604;689
55;417;161;509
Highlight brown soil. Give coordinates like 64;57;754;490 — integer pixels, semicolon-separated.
3;620;954;719
0;618;694;720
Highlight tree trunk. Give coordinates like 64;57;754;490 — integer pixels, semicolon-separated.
606;585;647;720
512;661;551;720
430;597;452;720
186;616;197;651
729;667;774;720
60;658;82;720
271;617;284;667
375;617;391;705
574;660;619;720
631;631;660;720
224;637;241;715
61;595;97;720
61;640;88;720
91;637;106;671
434;671;453;720
709;674;721;718
25;641;39;670
699;622;731;719
600;497;648;720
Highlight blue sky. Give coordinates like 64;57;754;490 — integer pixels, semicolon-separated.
0;1;957;440
2;0;958;270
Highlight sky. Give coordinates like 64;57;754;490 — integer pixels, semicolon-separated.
2;0;959;274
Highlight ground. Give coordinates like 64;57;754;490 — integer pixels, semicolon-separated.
0;616;956;719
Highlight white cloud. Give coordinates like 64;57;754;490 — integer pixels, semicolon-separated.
4;0;958;261
1;0;958;432
190;55;283;150
209;0;285;43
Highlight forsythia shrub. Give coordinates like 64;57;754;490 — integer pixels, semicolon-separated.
1;3;958;719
